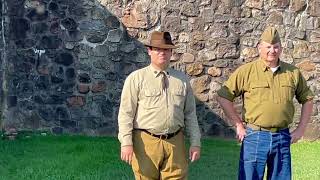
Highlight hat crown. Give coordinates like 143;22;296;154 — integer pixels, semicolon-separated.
260;27;281;44
145;31;176;49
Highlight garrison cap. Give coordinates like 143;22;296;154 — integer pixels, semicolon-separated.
260;27;281;44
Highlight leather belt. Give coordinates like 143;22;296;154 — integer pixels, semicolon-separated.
137;129;181;140
246;124;286;133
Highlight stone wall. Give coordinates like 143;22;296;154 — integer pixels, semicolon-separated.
0;0;319;140
0;0;149;136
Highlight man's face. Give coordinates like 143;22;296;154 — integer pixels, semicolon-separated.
148;47;172;70
258;41;282;65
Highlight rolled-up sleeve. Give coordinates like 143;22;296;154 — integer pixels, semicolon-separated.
295;71;314;104
184;80;201;147
217;68;245;101
118;74;138;146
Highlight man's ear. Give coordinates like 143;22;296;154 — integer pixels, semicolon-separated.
257;43;261;53
147;47;152;56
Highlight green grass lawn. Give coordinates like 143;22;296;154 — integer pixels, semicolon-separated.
0;134;319;180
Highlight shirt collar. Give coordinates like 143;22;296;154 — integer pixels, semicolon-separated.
258;57;283;72
149;65;170;78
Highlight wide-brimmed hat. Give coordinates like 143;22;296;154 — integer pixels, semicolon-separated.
144;31;177;49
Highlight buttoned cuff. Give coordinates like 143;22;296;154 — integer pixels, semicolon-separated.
190;137;201;147
119;135;133;147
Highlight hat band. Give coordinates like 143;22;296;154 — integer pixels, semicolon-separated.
150;39;173;46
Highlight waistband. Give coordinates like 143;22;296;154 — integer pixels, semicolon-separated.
246;124;288;133
135;129;181;140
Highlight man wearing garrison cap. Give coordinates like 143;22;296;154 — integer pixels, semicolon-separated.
118;31;201;179
217;27;314;179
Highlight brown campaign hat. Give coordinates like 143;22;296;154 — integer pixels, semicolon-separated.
260;27;281;44
144;31;177;49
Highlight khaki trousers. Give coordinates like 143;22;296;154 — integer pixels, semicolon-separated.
132;130;188;180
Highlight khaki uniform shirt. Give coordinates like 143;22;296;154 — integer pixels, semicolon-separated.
118;65;201;147
217;58;314;128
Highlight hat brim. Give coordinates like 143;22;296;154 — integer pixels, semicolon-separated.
144;42;177;49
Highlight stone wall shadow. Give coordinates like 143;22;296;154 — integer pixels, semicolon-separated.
1;0;150;136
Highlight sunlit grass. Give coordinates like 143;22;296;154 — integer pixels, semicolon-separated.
0;134;318;180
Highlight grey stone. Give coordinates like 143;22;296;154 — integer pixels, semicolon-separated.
107;29;122;43
213;14;234;23
93;45;109;57
55;52;74;66
209;25;228;38
35;76;50;91
198;49;217;62
31;22;48;34
267;11;284;25
310;52;320;62
215;44;238;59
202;8;215;23
39;35;62;49
93;58;115;71
181;2;200;17
48;2;59;12
10;18;30;40
7;96;17;108
64;30;84;42
92;70;106;79
120;42;136;53
61;18;77;32
310;30;320;42
308;0;320;17
163;16;182;33
270;0;290;8
78;73;91;83
15;39;36;49
306;17;318;30
105;16;120;29
65;68;76;80
26;9;49;21
52;127;63;134
283;10;295;26
214;59;229;68
79;20;107;31
290;0;307;12
245;0;263;9
55;106;70;120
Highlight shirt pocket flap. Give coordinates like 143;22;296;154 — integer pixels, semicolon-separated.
251;81;269;89
144;89;161;97
173;88;186;96
280;80;295;88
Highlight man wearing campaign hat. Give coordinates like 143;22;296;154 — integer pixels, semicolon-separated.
118;31;201;179
217;27;314;179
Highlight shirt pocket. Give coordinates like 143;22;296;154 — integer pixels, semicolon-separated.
171;88;186;109
280;80;295;102
142;89;162;109
250;81;270;102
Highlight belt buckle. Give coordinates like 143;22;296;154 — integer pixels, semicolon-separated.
269;127;278;133
160;134;168;139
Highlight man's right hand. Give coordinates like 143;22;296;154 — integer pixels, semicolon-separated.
121;145;133;165
236;123;246;142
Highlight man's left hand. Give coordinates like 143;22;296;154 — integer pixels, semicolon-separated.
290;128;304;144
189;146;201;162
